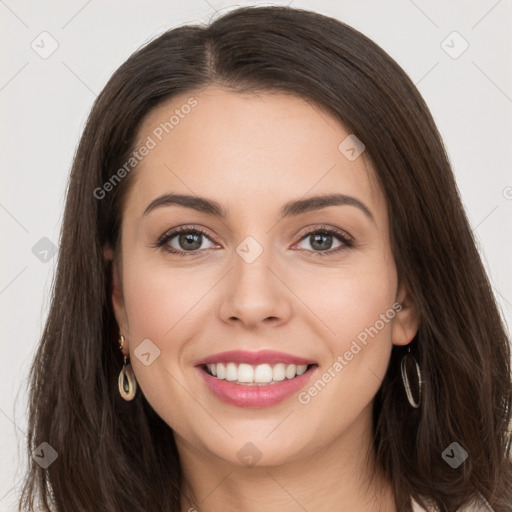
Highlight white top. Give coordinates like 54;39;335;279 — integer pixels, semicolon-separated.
411;496;494;511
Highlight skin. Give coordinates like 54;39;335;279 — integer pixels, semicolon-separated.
109;86;419;512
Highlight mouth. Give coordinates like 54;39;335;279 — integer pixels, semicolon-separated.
194;350;319;407
200;362;318;386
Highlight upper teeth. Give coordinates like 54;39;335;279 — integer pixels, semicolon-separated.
206;363;308;383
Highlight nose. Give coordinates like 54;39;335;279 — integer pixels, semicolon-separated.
218;242;293;329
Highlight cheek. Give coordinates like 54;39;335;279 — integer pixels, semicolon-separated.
122;255;209;342
120;257;208;423
295;255;397;350
294;254;398;416
334;278;395;349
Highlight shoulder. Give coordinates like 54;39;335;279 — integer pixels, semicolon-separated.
411;496;495;512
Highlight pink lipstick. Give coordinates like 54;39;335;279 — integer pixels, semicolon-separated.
195;350;318;408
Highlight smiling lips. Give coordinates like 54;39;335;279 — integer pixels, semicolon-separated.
195;349;316;366
195;349;318;407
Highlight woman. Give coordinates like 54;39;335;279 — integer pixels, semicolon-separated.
19;5;512;512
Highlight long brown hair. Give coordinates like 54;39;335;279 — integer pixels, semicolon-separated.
18;6;512;511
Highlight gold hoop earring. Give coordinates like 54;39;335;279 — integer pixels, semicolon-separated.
118;335;137;401
400;348;422;408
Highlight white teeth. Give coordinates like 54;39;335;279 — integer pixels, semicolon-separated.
225;362;237;381
216;363;226;379
254;364;273;383
205;362;310;383
296;364;307;376
237;363;254;383
272;363;286;381
285;364;297;379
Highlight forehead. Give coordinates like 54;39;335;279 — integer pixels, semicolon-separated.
124;86;384;221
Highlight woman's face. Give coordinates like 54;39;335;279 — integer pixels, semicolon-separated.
110;86;418;467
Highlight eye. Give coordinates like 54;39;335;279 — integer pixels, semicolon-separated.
151;224;353;257
294;225;353;256
154;226;217;256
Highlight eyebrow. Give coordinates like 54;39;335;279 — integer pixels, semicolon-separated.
143;193;375;223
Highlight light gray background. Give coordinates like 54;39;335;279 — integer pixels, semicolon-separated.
1;1;511;509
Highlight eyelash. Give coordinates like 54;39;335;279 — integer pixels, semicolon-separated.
152;224;354;257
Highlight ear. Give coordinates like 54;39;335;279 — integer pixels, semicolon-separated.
104;244;130;356
391;281;419;346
